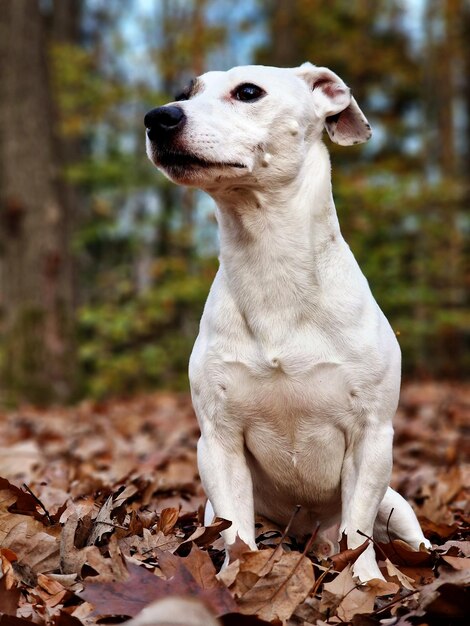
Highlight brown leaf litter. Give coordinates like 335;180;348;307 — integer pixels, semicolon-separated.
0;383;468;625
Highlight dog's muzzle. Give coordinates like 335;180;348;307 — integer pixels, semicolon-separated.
144;105;186;142
144;104;247;173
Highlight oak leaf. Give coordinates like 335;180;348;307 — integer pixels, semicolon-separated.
233;549;282;595
87;484;138;545
329;541;369;572
119;527;181;559
442;555;470;571
416;569;470;619
384;559;416;590
235;548;314;622
321;564;356;613
377;538;431;567
321;566;378;622
0;481;60;575
176;517;232;551
60;512;127;581
156;507;180;535
80;557;237;619
179;544;220;589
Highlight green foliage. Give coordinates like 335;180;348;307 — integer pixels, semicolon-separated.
335;172;469;377
50;42;128;138
78;257;216;398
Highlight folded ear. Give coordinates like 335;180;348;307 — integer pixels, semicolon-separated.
295;62;372;146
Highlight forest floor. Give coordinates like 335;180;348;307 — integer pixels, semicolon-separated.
0;382;468;625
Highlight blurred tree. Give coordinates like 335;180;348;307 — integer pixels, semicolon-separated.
151;0;227;260
0;0;82;404
420;0;468;375
465;2;470;165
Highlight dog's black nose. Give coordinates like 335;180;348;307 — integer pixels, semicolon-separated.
144;106;186;141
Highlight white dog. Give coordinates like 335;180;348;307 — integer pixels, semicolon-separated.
145;63;431;582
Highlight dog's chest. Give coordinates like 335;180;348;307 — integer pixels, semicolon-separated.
190;260;393;507
222;354;351;505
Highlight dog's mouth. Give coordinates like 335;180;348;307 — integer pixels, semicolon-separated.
156;151;246;170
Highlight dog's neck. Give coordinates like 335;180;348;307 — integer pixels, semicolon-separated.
210;142;345;325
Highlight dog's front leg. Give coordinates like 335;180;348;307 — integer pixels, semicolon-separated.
340;421;393;582
197;428;257;553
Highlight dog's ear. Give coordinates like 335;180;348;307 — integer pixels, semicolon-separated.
295;63;372;146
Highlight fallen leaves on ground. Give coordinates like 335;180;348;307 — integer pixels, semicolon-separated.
0;383;468;625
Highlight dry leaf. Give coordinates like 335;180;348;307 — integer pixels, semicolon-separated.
81;560;237;618
180;544;220;589
157;507;180;535
336;586;376;622
119;527;181;558
60;512;127;581
0;442;40;481
177;517;232;550
417;569;470;619
231;548;283;596
384;559;416;590
321;564;356;613
329;541;369;571
437;540;470;557
365;577;399;596
442;555;470;570
217;559;241;588
418;517;460;540
399;565;435;585
0;577;20;615
378;539;431;567
236;549;314;622
87;485;137;545
321;565;379;622
0;484;61;576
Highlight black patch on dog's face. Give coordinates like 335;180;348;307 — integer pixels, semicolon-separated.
174;78;203;102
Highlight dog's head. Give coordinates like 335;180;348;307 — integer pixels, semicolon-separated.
144;63;371;190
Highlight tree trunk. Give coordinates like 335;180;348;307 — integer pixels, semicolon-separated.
0;0;77;403
462;2;470;171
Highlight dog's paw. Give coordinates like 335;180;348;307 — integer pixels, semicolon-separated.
406;536;432;551
352;546;385;583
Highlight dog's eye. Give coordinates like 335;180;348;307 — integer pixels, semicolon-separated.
175;92;189;102
175;89;190;102
232;83;265;102
174;79;196;102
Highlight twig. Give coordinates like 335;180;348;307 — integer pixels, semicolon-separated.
386;508;407;566
265;522;321;604
22;483;53;525
371;588;421;615
311;562;334;595
356;528;389;561
93;520;128;530
265;504;301;565
281;504;302;544
303;522;321;557
386;507;394;543
142;538;182;554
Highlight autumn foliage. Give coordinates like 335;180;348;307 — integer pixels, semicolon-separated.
0;383;468;624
